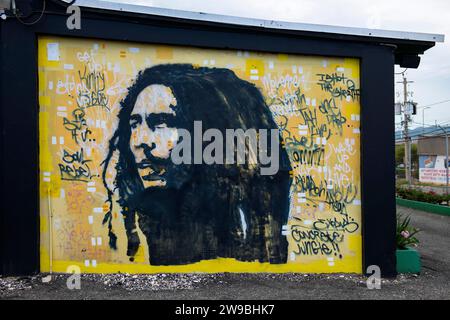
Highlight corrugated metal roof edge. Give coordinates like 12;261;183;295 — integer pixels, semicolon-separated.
68;0;444;43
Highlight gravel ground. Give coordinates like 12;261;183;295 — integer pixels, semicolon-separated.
1;206;449;300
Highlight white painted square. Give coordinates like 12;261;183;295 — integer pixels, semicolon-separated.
91;237;96;246
114;63;121;73
43;172;51;177
51;136;57;145
353;128;360;134
48;81;54;90
43;177;51;182
312;99;317;107
47;43;60;61
292;65;297;74
64;64;74;70
203;60;209;65
268;61;274;69
318;203;325;211
250;69;259;75
250;75;259;81
305;97;311;106
303;220;313;226
84;260;90;267
323;166;328;173
296;206;301;214
210;60;215;65
60;189;65;199
350;139;355;145
298;66;303;74
346;96;351;102
299;130;308;135
97;237;102;246
316;137;322;145
322;138;327;145
93;207;103;213
290;252;296;261
129;47;140;53
92;260;97;267
353;199;361;205
336;67;345;73
59;137;64;145
322;60;328;68
298;125;308;130
88;216;94;224
327;184;333;190
87;187;96;193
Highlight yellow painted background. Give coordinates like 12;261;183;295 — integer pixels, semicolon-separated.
38;36;362;274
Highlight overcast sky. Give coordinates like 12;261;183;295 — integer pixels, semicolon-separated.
110;0;449;130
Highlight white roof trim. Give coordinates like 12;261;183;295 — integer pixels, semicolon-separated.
70;0;445;43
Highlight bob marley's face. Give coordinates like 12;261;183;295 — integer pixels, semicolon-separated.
129;84;179;189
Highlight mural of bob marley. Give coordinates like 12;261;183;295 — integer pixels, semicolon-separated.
102;64;292;266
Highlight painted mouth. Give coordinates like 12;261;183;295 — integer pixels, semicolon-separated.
137;161;166;182
142;173;166;182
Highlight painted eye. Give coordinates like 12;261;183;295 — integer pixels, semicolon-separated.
155;123;168;129
130;121;139;129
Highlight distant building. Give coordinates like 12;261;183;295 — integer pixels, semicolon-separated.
418;135;450;184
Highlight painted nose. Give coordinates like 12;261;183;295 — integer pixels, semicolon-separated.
139;142;156;158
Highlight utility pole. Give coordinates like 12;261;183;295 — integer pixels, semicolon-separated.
398;74;414;185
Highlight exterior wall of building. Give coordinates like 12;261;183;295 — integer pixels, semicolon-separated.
38;36;362;273
418;136;447;155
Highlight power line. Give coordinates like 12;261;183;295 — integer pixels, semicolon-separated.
395;126;450;141
15;0;46;26
395;68;408;76
396;134;449;143
411;120;450;127
396;122;450;137
416;99;450;110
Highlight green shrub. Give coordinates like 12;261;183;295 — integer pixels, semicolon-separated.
396;186;450;205
396;214;420;249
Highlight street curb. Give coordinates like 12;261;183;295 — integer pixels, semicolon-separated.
396;198;450;217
